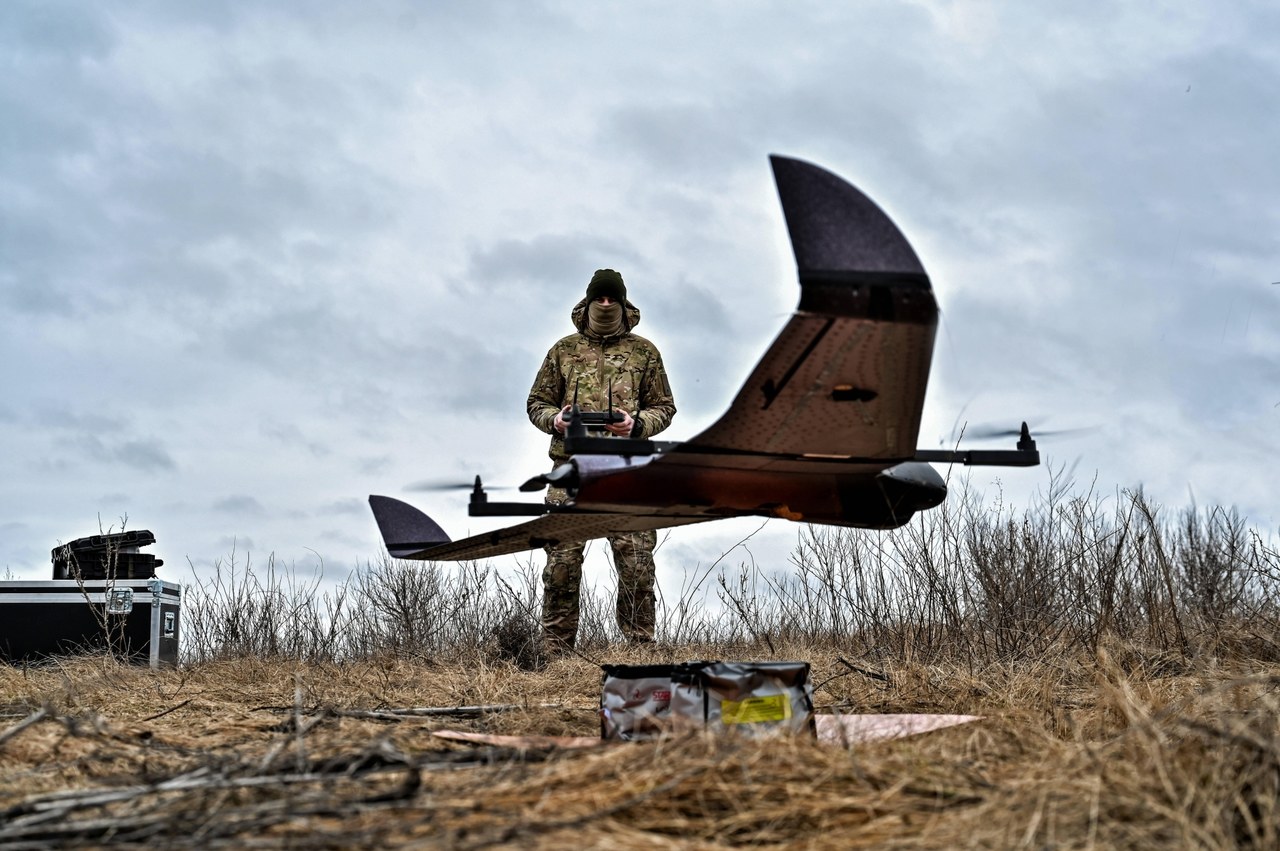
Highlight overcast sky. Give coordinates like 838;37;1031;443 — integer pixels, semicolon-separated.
2;1;1277;590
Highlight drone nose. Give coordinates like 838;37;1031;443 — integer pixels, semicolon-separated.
520;462;578;492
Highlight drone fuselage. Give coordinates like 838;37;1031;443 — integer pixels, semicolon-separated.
563;451;946;529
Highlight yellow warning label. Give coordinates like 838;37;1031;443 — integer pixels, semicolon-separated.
720;694;792;725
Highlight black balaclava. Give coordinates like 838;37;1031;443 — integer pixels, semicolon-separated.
586;269;626;337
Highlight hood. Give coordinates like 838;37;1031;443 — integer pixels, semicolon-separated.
571;296;642;340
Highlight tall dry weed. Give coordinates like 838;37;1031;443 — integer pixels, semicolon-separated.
177;485;1280;673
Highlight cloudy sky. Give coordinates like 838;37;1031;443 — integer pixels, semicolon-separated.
3;1;1277;590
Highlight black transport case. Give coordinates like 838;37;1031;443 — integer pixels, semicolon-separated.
0;578;181;667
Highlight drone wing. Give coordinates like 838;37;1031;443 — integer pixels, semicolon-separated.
369;495;712;562
681;155;938;462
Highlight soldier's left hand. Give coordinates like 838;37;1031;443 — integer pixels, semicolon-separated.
605;411;635;436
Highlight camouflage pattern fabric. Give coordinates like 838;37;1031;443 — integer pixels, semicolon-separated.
530;296;675;649
541;487;658;648
541;532;658;648
527;297;676;463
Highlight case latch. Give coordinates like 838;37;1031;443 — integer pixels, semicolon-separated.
106;587;134;615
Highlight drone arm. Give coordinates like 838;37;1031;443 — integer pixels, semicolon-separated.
564;439;1039;465
463;477;551;516
469;501;550;517
916;421;1041;467
562;433;677;456
913;448;1040;467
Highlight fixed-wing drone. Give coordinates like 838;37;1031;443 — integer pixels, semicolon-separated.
369;155;1039;562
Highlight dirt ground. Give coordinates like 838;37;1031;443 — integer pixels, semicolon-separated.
2;644;1278;849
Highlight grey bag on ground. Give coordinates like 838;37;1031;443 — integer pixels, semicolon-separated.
700;661;815;737
599;664;674;741
600;661;814;740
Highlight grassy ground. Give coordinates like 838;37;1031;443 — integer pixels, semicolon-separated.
3;645;1279;848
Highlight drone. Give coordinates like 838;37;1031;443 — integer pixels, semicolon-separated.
369;155;1040;562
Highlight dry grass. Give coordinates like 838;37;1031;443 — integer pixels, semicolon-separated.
2;646;1279;848
3;485;1280;847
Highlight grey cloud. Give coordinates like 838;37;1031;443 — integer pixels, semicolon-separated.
210;287;542;419
466;234;641;291
0;521;29;538
1;13;139;315
207;300;443;423
33;408;126;433
644;278;741;420
215;301;362;379
358;456;392;475
436;339;544;417
213;535;257;554
1;21;400;325
2;1;115;59
316;527;373;552
47;432;176;472
600;102;758;178
924;48;1280;266
318;499;365;516
115;439;177;472
4;278;77;317
592;4;941;182
649;279;731;336
261;422;330;458
117;147;394;254
213;496;266;515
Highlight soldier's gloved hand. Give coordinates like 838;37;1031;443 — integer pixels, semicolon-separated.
604;410;635;436
553;404;573;435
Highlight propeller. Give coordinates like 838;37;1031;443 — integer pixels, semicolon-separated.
404;476;515;493
964;423;1095;442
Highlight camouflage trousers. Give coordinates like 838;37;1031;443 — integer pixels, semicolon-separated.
542;489;656;650
542;531;657;650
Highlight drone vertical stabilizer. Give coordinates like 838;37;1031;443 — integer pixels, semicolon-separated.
369;495;451;559
683;156;938;459
769;154;927;281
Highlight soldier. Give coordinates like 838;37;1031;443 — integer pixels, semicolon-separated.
527;269;676;653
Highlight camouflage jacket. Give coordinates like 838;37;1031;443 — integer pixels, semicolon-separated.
527;296;676;462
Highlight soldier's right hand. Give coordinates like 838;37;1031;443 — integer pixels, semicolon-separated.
553;404;574;435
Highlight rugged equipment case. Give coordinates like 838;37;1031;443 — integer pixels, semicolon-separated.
51;529;164;580
0;578;181;667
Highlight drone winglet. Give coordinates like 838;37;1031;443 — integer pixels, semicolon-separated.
770;154;926;281
368;495;453;559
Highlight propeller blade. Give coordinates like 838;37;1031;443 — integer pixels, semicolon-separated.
404;476;514;493
964;424;1095;441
